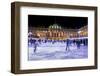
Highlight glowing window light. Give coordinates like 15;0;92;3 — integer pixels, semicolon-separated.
28;32;32;35
78;30;81;34
70;34;73;36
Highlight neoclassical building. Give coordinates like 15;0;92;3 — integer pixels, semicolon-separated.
28;24;88;40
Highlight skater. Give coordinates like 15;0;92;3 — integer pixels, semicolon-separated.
66;39;70;51
33;40;38;53
76;39;81;49
29;38;33;45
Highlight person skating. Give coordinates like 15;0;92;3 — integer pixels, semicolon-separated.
66;39;70;51
33;40;38;53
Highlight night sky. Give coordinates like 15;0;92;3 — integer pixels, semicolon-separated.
28;15;88;29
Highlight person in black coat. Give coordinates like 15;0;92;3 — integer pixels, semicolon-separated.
76;39;81;49
33;40;38;53
66;39;70;51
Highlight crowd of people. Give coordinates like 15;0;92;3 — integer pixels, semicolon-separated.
28;37;88;53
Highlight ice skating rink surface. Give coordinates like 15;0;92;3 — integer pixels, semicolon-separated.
28;42;88;60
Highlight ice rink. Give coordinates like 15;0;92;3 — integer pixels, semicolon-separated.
28;42;88;61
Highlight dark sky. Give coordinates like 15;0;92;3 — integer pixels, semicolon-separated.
28;15;88;29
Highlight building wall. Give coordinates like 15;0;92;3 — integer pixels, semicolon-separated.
28;25;87;40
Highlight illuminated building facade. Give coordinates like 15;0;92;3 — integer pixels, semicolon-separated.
28;24;88;40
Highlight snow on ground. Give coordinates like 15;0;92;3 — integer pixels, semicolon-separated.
28;42;88;61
